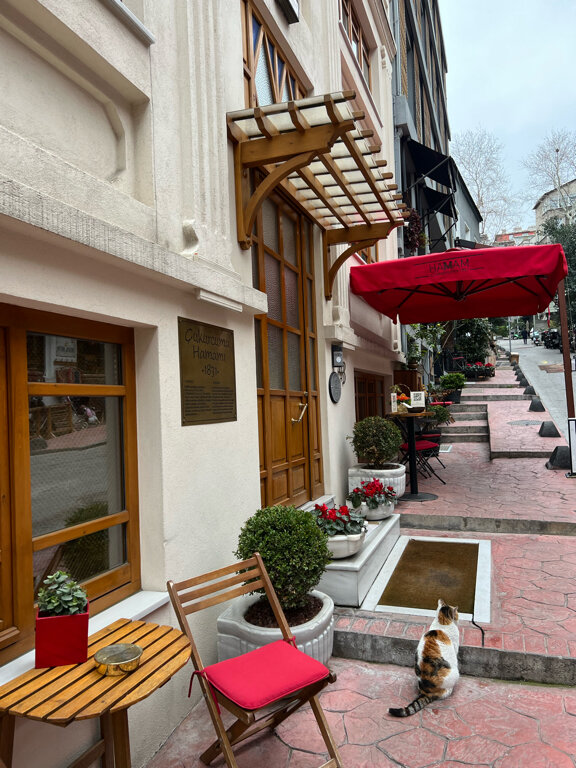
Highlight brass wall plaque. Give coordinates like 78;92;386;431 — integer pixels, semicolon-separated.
178;318;237;425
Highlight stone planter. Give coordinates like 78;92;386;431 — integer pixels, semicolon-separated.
216;589;334;665
327;530;366;559
362;501;395;521
348;463;406;500
317;516;400;607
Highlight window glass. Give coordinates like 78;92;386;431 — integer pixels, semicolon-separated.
30;396;124;538
27;333;121;385
34;523;126;592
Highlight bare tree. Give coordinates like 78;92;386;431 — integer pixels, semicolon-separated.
522;129;576;205
451;127;517;241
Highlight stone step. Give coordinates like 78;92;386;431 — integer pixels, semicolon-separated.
451;411;488;421
464;382;522;389
449;403;488;412
461;393;530;401
442;423;489;435
442;433;489;443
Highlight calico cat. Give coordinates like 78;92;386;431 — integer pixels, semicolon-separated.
389;599;459;717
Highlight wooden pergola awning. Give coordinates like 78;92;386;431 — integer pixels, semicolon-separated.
227;91;407;298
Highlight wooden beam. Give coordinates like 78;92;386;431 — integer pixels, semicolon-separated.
239;122;354;166
325;221;396;246
324;240;377;300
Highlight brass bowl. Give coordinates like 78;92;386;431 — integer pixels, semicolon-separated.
94;643;143;676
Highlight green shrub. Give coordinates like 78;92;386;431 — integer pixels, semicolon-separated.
439;372;466;392
37;571;88;617
235;505;331;610
349;416;403;468
428;405;453;427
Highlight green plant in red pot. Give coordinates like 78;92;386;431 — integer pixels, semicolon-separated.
35;571;89;668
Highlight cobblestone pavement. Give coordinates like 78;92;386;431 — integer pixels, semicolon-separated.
146;658;576;768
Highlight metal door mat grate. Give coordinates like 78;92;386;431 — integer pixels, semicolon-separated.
377;539;478;614
438;444;452;452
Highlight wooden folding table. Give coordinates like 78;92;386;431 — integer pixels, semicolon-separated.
0;618;190;768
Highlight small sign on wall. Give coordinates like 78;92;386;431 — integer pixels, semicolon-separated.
390;392;398;413
178;318;237;425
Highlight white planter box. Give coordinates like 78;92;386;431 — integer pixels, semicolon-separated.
348;464;406;499
317;515;400;607
327;530;365;559
216;590;334;665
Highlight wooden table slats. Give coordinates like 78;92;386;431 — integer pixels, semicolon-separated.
0;621;154;714
51;630;188;723
0;619;190;768
19;625;177;722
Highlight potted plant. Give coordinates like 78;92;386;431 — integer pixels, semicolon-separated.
439;372;466;403
406;339;423;369
347;478;397;521
217;506;334;664
348;416;406;498
35;571;89;668
312;502;367;558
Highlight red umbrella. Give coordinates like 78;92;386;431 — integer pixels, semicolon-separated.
349;244;567;324
350;243;573;418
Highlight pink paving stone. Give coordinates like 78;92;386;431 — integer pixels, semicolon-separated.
461;627;484;647
420;707;474;739
337;744;399;767
540;561;576;578
345;699;412;745
503;633;525;652
521;588;568;606
565;694;576;715
546;636;569;656
404;623;427;640
288;751;330;768
276;709;346;752
386;621;407;636
444;734;509;764
320;689;369;711
494;742;575;768
351;618;369;632
335;616;353;630
568;640;576;657
457;700;540;746
539;716;576;754
366;619;390;635
524;635;547;654
483;632;504;649
503;688;566;718
381;728;446;768
505;597;573;621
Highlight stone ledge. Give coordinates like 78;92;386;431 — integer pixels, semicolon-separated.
333;630;576;685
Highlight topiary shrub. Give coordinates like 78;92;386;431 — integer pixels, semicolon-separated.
235;505;331;610
439;372;466;392
348;416;403;469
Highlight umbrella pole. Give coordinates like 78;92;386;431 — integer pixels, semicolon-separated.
557;279;575;419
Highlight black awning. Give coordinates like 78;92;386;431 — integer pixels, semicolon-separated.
421;183;456;219
406;138;455;190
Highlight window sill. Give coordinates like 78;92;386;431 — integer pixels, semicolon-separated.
0;591;169;686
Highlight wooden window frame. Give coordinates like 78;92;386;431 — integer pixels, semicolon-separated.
354;370;389;421
241;0;306;107
0;305;140;664
339;0;372;90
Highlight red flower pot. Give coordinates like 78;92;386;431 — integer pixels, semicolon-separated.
35;604;89;668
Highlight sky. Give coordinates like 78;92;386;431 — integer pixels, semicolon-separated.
437;0;576;228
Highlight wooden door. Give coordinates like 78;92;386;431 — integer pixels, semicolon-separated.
254;195;323;507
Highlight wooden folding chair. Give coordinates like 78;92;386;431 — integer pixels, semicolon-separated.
167;553;342;768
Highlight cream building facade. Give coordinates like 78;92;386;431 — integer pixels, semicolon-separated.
0;1;405;765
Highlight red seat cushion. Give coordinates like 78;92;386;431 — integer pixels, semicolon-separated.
401;440;439;451
203;640;330;710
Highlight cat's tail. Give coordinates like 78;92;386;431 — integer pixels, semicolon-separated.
388;694;434;717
